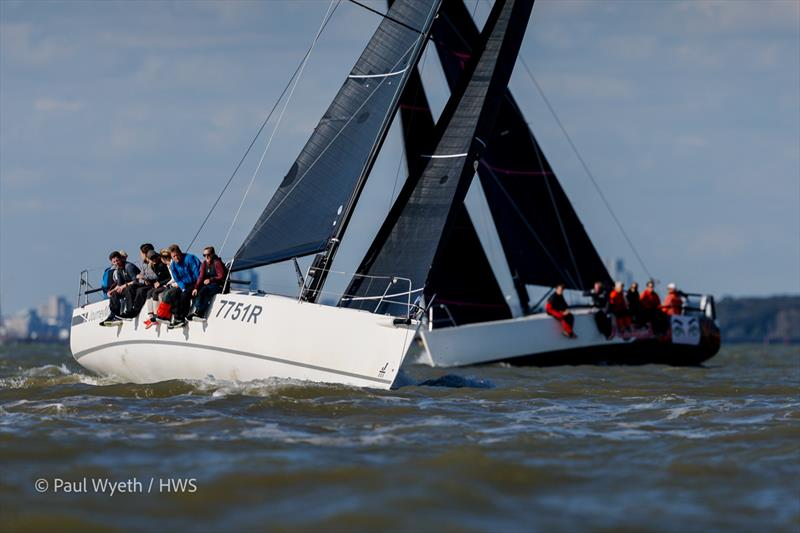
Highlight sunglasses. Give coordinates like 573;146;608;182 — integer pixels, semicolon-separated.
203;253;212;257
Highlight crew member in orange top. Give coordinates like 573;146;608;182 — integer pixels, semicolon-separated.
546;283;576;338
662;282;683;315
639;279;665;333
609;281;632;334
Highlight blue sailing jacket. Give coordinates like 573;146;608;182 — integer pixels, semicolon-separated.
169;253;202;291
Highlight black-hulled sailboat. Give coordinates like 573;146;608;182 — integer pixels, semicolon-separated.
384;0;720;367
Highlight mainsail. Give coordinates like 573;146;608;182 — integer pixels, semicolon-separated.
432;0;611;291
396;65;512;325
343;0;536;315
233;0;440;271
382;0;514;326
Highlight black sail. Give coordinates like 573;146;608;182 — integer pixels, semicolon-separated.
397;66;512;325
432;0;611;290
233;0;440;271
342;0;536;315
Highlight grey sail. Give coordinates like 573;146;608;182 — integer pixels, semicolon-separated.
233;0;441;272
432;0;611;292
396;66;513;325
342;0;536;315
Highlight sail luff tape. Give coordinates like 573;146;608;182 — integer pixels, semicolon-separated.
348;67;409;79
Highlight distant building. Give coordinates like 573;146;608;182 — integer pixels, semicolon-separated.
1;295;72;343
606;257;633;286
38;295;72;329
3;309;45;340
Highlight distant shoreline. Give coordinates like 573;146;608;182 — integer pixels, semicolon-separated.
716;295;800;345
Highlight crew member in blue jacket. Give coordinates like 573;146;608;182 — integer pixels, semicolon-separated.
162;244;202;328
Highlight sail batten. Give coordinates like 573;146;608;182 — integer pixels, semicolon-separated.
233;0;441;272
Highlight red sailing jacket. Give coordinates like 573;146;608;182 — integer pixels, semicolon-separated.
640;289;661;311
609;290;627;313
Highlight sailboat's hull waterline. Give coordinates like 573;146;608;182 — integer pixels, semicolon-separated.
416;309;720;368
70;293;417;389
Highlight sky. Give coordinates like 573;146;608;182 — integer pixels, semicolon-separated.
1;0;798;315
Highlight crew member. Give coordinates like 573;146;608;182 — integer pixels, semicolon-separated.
100;251;141;326
609;281;632;334
662;282;683;315
626;282;642;326
162;244;202;328
639;279;665;332
188;246;228;320
546;283;576;338
584;280;612;339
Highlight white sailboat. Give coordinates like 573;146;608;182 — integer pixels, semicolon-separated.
70;0;541;386
70;0;447;389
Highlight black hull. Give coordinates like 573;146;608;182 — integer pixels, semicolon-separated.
486;318;721;368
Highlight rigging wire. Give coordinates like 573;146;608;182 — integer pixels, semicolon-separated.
528;126;584;287
516;57;654;281
343;0;422;34
186;0;341;253
482;164;582;288
220;0;341;258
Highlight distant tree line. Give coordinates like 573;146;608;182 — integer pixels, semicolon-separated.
716;295;800;344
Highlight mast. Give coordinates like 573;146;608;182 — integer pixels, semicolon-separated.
342;0;536;315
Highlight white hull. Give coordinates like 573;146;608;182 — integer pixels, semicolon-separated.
416;309;626;367
70;293;417;389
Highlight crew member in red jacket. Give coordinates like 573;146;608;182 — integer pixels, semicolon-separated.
546;283;576;338
609;281;632;334
188;246;228;320
639;279;665;332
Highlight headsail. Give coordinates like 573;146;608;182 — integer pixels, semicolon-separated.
432;0;611;291
342;0;536;315
233;0;440;272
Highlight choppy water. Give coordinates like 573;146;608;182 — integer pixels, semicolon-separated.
1;343;798;532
